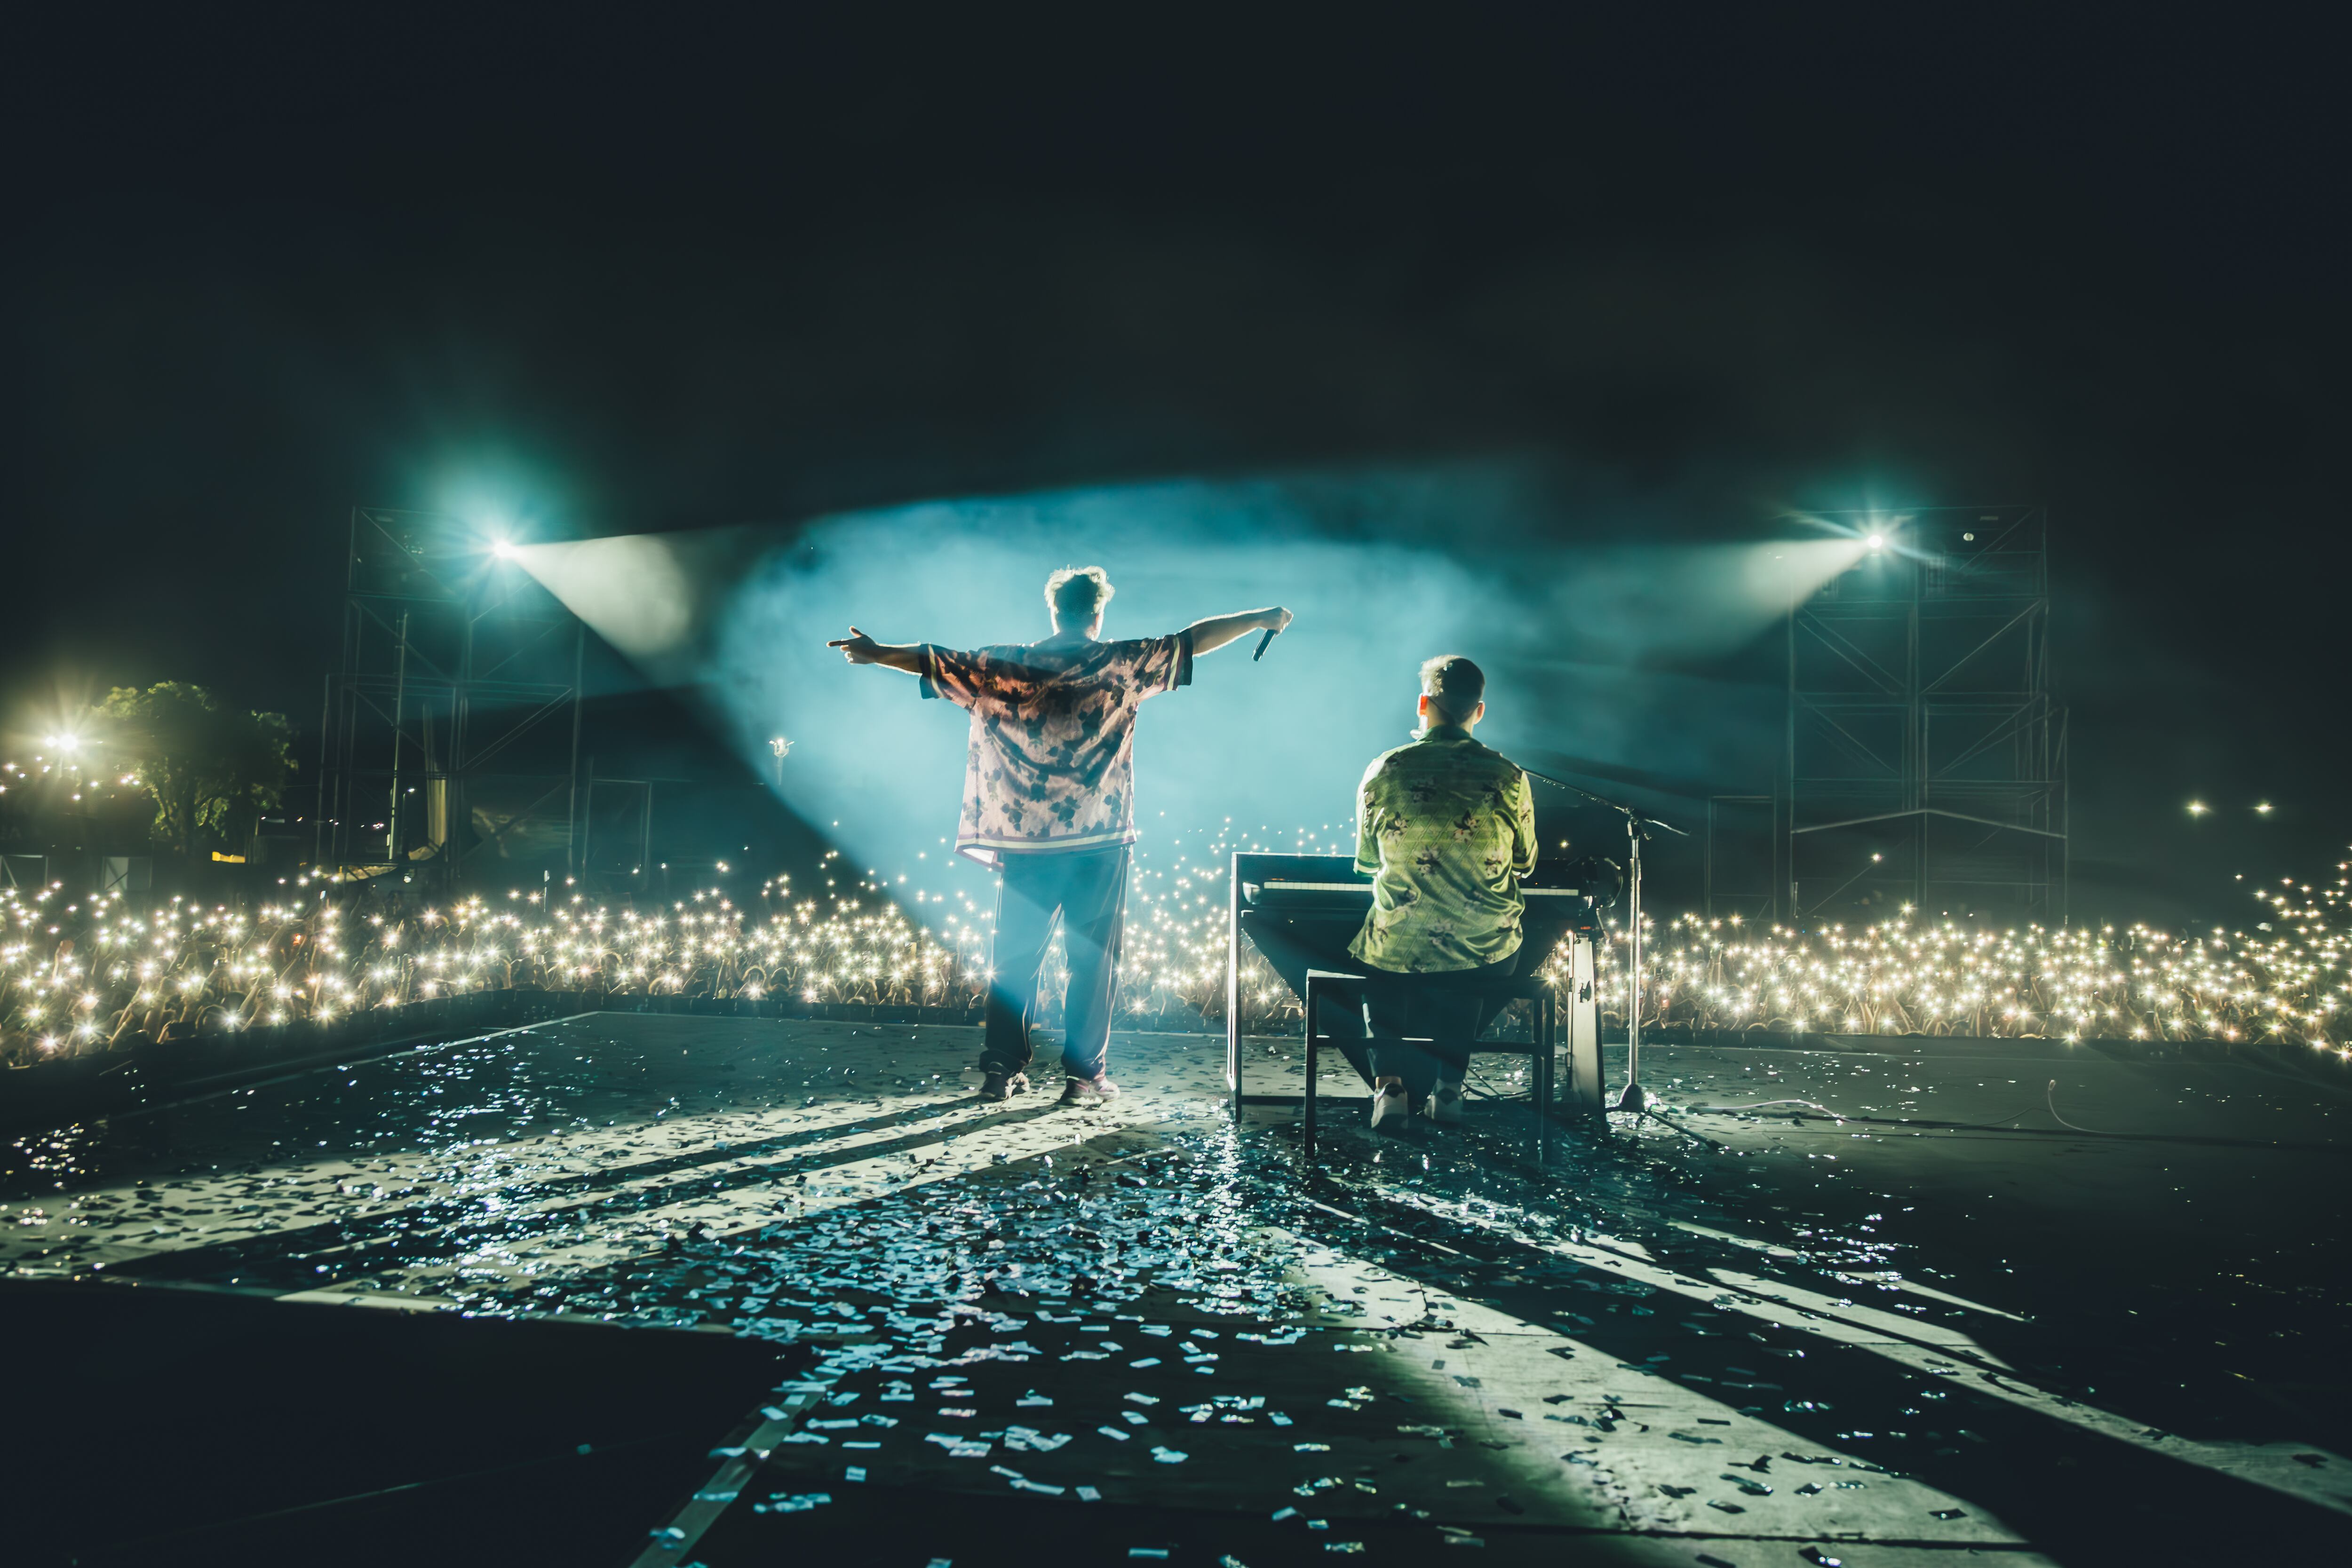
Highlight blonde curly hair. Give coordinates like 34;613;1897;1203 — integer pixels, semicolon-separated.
1044;565;1115;625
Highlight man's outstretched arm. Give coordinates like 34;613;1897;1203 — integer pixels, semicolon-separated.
827;626;926;674
1184;606;1293;656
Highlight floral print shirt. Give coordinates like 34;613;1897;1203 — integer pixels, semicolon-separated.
1347;724;1539;973
920;632;1193;866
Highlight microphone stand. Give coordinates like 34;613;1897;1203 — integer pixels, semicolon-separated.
1523;769;1687;1120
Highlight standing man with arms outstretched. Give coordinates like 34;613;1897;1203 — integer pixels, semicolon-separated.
830;567;1290;1105
1348;655;1540;1127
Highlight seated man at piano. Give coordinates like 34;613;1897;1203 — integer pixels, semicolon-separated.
1347;654;1539;1127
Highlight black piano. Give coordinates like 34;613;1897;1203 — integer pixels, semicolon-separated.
1225;853;1615;1123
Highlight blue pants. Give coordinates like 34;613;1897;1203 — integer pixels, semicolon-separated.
981;846;1128;1081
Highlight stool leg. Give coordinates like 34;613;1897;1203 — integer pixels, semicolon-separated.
1303;980;1319;1161
1526;1039;1540;1162
1541;993;1552;1114
1536;995;1554;1161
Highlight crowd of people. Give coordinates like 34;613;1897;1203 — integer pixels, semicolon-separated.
4;558;2340;1078
3;846;2340;1070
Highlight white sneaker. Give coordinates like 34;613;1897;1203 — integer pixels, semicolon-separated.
1429;1083;1466;1125
1368;1084;1409;1129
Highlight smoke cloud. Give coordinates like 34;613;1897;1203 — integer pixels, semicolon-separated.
519;465;1864;911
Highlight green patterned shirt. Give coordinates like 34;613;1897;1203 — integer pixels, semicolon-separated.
1347;725;1539;974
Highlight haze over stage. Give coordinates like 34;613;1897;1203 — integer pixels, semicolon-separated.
502;472;1874;919
6;1009;2348;1564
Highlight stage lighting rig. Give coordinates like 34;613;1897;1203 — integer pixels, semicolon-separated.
318;506;586;886
1779;504;2064;926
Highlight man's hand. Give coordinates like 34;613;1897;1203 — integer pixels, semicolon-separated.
827;626;882;664
828;627;928;673
1188;606;1295;656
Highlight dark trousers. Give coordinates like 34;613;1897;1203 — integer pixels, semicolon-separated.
1363;953;1521;1103
981;846;1129;1082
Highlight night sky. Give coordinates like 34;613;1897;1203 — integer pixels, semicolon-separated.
4;11;2344;919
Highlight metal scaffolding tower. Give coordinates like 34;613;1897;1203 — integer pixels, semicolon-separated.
314;507;584;885
1780;505;2067;924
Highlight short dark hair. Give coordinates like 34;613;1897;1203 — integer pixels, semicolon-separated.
1045;565;1115;625
1420;654;1485;724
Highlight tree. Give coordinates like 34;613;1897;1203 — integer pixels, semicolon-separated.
95;684;296;855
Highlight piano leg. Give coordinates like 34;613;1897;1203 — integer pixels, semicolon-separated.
1571;934;1604;1121
1227;856;1241;1122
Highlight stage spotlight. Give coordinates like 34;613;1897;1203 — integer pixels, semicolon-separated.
1866;532;1886;550
491;539;519;560
2187;801;2210;816
2254;802;2274;815
46;733;82;754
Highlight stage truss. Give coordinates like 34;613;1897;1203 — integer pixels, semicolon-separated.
1775;505;2068;925
312;507;584;886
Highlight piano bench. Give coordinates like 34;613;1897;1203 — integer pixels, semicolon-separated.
1301;969;1555;1164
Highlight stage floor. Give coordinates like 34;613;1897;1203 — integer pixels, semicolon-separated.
3;1015;2348;1565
